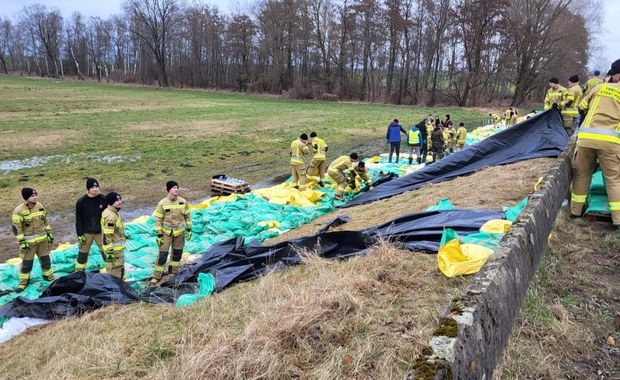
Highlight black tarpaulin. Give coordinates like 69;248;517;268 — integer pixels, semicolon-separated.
173;208;504;291
0;272;139;319
345;108;567;207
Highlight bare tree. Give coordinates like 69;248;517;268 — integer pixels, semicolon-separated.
0;17;13;74
20;4;64;77
123;0;181;87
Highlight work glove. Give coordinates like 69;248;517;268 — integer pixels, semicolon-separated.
349;180;357;190
185;229;192;240
19;240;29;250
156;234;163;246
47;232;54;244
77;235;86;244
105;251;115;263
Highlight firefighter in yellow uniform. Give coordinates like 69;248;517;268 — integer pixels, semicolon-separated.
290;133;309;190
352;161;373;189
561;75;583;135
456;122;467;151
101;192;125;279
544;77;567;110
570;59;620;227
12;188;55;292
306;131;328;187
583;69;602;95
152;181;192;284
489;113;501;126
328;153;363;201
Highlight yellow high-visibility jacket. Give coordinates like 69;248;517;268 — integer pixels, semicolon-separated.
562;83;583;116
12;201;52;244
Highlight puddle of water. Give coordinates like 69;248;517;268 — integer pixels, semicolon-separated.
0;154;141;172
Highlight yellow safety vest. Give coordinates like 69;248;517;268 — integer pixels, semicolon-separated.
407;129;420;145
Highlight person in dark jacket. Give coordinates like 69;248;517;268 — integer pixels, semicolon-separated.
75;177;106;272
417;118;429;164
386;118;406;163
431;125;445;162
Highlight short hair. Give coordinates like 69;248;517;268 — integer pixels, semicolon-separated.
350;152;358;160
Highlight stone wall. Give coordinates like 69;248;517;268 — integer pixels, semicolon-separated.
408;138;576;380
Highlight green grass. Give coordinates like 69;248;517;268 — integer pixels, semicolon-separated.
0;75;487;215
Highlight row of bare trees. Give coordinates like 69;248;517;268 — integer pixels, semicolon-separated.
0;0;599;106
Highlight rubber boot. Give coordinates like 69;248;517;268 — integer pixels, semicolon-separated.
408;157;413;165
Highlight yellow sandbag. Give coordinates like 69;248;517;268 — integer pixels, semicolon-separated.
438;238;493;277
6;257;22;265
258;220;281;229
127;215;151;225
190;194;242;210
480;219;512;234
369;156;380;163
253;185;324;207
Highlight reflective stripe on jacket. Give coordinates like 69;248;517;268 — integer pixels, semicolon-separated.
290;139;309;165
12;202;51;243
578;83;620;144
328;155;353;175
154;196;192;236
311;137;328;160
544;85;567;110
101;205;125;252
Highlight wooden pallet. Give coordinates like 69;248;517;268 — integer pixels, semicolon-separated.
585;212;613;224
210;177;251;196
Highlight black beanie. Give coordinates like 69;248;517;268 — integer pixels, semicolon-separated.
105;192;121;205
610;59;620;76
549;77;559;84
86;178;99;189
568;75;579;83
310;132;317;138
166;181;179;192
358;161;366;168
350;152;358;160
21;187;36;201
300;133;308;140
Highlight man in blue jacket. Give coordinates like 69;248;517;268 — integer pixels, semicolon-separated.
386;118;406;163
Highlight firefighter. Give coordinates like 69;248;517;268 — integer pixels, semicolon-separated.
489;113;501;126
152;181;192;284
544;77;567;110
75;178;106;272
101;192;125;279
328;153;364;201
561;75;583;135
352;161;373;189
306;131;328;187
456;123;467;151
571;59;620;227
290;133;309;190
12;188;55;292
583;69;602;95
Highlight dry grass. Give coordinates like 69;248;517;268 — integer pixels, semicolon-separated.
495;209;619;378
124;119;238;139
0;244;468;379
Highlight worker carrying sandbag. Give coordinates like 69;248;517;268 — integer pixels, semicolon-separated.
571;59;620;228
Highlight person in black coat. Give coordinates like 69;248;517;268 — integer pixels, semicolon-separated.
75;177;107;271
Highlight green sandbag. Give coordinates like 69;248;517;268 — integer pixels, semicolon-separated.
176;273;215;307
426;198;455;211
503;197;528;222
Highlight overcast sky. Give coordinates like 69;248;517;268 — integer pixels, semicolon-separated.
0;0;618;72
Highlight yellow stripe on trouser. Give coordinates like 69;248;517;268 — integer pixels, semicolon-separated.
571;193;587;203
610;201;620;211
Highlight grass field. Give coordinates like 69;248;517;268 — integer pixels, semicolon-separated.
0;76;487;217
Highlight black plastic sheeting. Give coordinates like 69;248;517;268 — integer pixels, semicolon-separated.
0;208;503;319
172;208;504;292
345;108;568;207
0;272;139;319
